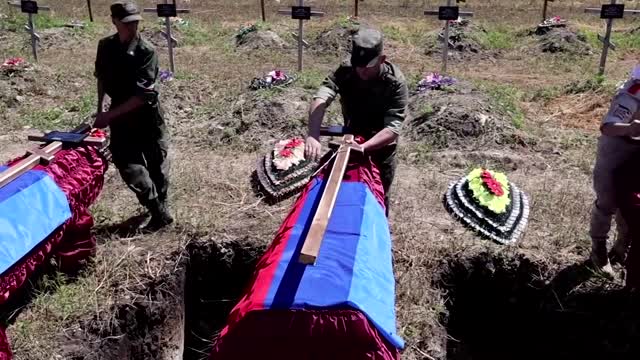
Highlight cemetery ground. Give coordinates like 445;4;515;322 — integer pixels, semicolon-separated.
3;0;640;359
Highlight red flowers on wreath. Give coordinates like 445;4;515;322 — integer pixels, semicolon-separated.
481;169;504;196
279;148;293;157
286;138;303;148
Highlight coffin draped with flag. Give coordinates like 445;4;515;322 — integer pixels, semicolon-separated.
0;143;108;360
210;140;403;359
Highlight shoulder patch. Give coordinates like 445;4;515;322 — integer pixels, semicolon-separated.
613;104;633;122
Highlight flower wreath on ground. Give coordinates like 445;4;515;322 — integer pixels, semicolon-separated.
1;57;32;76
250;69;295;90
443;167;530;244
254;137;322;203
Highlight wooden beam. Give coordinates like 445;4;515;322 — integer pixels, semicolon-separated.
27;134;107;148
0;141;61;188
299;134;354;265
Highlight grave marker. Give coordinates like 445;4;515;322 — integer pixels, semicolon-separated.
424;0;473;74
143;0;191;74
7;0;50;62
585;0;640;75
87;0;93;22
278;0;324;71
541;0;554;23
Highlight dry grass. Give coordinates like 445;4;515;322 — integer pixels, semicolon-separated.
2;0;640;358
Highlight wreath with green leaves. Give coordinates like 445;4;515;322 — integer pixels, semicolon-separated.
467;168;511;214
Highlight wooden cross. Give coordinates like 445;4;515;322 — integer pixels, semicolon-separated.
7;0;51;62
585;0;640;76
278;0;324;71
260;0;266;22
143;0;191;74
298;134;365;265
541;0;554;24
424;0;473;75
0;124;107;189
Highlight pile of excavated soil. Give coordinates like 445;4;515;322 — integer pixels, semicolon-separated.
424;21;494;61
523;25;593;55
310;22;360;58
234;29;289;50
209;86;310;150
140;27;183;48
0;65;40;110
406;81;518;150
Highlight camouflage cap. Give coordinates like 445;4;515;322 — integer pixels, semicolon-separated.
110;1;143;23
351;27;383;68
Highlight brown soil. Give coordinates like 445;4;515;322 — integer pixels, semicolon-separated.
424;21;496;61
310;21;360;58
235;30;289;50
210;86;311;151
406;81;519;150
140;27;183;48
524;26;593;55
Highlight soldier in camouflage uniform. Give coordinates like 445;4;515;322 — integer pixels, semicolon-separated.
589;66;640;275
305;27;409;216
93;1;173;231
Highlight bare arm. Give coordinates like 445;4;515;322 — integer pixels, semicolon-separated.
362;128;399;152
308;98;327;139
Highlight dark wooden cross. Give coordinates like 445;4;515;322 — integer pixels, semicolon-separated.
7;0;50;62
541;0;554;24
585;0;640;75
424;0;473;75
86;0;93;22
278;0;324;71
143;0;191;74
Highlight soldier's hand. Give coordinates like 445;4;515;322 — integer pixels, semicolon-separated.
305;136;322;162
93;112;112;129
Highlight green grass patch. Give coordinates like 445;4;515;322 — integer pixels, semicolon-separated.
0;12;67;32
295;68;327;90
582;29;640;51
31;271;94;323
478;82;525;129
21;93;96;130
476;27;516;50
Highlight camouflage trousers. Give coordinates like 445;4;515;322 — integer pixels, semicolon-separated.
371;144;397;216
108;107;170;208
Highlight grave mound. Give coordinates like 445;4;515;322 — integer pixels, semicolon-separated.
210;86;309;150
310;20;360;58
36;27;88;51
406;79;518;150
140;28;183;48
524;24;592;55
234;27;289;50
424;19;492;60
0;58;37;109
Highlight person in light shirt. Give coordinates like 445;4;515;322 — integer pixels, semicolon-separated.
589;64;640;275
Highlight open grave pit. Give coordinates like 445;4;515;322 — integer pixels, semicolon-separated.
438;251;639;360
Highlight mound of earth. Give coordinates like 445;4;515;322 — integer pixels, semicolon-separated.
210;87;310;150
425;20;491;61
0;65;38;109
35;27;92;51
235;29;289;50
526;25;592;55
406;81;517;150
140;27;182;48
310;21;360;58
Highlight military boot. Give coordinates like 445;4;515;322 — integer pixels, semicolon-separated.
590;240;615;278
142;197;174;232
